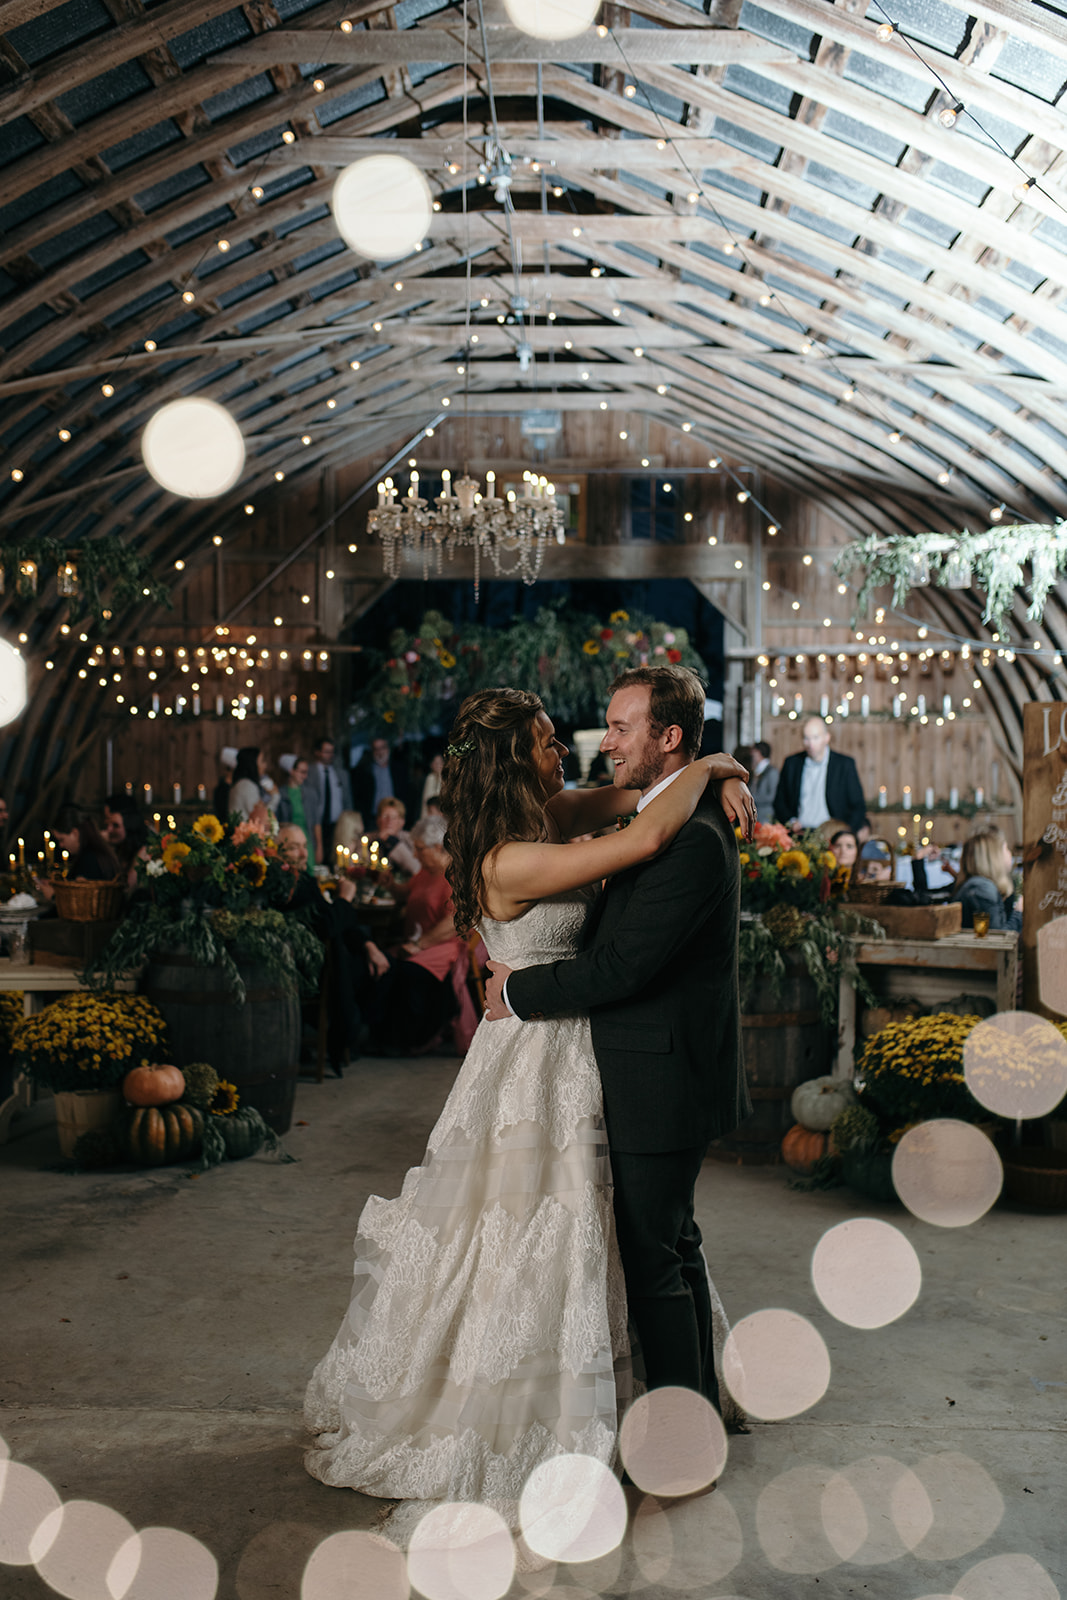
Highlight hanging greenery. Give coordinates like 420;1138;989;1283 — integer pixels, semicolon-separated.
352;603;708;736
0;534;170;620
833;522;1067;638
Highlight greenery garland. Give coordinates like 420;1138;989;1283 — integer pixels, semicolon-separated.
85;904;323;1003
833;522;1067;638
0;534;170;621
739;910;883;1028
353;603;708;736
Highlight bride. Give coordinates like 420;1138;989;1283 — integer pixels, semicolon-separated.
303;687;749;1522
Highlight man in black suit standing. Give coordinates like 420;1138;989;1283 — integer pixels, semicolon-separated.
774;716;866;834
484;667;753;1406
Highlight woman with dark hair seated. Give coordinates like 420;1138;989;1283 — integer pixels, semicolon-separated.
829;827;859;871
38;805;121;898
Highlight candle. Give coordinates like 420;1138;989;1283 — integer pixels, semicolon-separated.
903;785;912;809
8;853;14;874
151;693;160;713
274;695;283;716
256;695;264;716
917;693;926;716
197;784;207;803
361;834;369;863
819;694;829;717
193;694;201;716
949;786;959;810
793;692;803;715
380;855;389;871
37;850;44;867
975;786;984;808
172;783;182;805
486;470;496;497
879;786;887;809
216;695;224;716
289;694;298;715
309;693;317;716
143;784;152;806
893;695;903;718
839;699;849;718
860;694;870;718
124;781;133;796
45;834;54;867
377;481;387;508
942;694;952;716
61;850;69;867
441;469;452;498
925;787;934;811
991;761;999;801
17;837;24;865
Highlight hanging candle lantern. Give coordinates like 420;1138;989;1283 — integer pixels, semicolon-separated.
905;548;930;587
57;560;78;597
17;559;37;596
942;549;972;589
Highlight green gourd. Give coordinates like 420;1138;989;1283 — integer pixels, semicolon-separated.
218;1105;275;1161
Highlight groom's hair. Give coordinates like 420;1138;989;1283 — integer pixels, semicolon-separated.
610;665;706;760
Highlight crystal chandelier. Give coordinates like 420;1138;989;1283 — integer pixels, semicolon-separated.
368;466;566;595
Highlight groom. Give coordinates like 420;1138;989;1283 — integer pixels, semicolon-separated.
484;665;750;1408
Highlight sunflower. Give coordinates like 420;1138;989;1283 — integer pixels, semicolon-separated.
241;854;267;887
210;1079;240;1115
438;650;456;669
582;639;600;655
610;609;630;624
777;849;812;878
819;850;837;870
162;840;191;874
192;814;224;844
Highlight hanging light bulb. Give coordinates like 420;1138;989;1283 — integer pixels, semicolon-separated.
938;102;964;129
875;20;894;41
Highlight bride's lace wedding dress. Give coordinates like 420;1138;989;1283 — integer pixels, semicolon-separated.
304;887;737;1527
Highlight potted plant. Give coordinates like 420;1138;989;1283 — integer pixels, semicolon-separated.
85;814;323;1134
12;991;168;1156
830;1012;994;1200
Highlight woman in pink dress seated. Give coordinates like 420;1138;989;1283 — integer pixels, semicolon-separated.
370;815;478;1055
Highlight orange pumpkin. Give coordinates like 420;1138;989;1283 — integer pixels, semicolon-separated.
122;1062;185;1106
781;1123;830;1175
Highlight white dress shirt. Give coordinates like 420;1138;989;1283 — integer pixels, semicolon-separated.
797;754;831;828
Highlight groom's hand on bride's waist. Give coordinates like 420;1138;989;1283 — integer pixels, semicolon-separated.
484;960;516;1021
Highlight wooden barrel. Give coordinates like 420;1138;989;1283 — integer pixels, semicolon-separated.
710;955;834;1165
141;953;300;1134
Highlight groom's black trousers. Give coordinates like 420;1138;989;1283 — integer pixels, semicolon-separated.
610;1146;720;1411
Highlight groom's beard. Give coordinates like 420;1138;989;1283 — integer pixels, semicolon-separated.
613;737;669;793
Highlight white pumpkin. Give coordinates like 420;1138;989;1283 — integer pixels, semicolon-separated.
791;1075;856;1132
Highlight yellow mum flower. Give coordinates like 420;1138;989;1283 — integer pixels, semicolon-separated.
610;609;630;624
582;639;600;655
192;814;224;844
777;849;812;878
819;850;837;870
739;852;750;865
438;651;456;669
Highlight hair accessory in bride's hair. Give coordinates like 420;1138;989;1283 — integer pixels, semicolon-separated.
446;737;475;760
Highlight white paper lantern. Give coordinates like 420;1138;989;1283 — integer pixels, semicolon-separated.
504;0;600;40
331;155;433;261
0;637;27;728
141;398;245;499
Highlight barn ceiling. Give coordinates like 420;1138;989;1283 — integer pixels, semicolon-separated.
4;0;1067;565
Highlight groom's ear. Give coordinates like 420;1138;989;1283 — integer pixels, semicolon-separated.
662;724;685;753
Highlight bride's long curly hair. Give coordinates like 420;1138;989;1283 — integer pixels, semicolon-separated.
441;687;549;933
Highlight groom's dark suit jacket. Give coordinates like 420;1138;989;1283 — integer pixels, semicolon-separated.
507;790;750;1154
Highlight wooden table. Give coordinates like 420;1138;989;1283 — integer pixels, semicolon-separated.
0;962;135;1144
836;930;1018;1078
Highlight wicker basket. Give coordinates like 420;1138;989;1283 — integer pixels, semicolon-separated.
1001;1149;1067;1210
51;877;126;923
847;880;896;905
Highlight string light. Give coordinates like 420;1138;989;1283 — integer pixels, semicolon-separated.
938;102;964;129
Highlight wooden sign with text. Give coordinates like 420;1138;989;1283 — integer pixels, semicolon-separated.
1022;703;1067;1017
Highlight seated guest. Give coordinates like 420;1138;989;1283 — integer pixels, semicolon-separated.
370;816;477;1056
275;823;389;1070
278;756;322;865
372;796;420;878
212;747;237;823
424;795;444;819
855;837;938;905
38;805;120;896
951;824;1022;931
829;827;859;870
103;793;151;888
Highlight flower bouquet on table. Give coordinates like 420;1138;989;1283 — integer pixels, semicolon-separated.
737;823;883;1025
85;813;323;1003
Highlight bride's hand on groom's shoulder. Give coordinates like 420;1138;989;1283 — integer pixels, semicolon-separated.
719;777;757;840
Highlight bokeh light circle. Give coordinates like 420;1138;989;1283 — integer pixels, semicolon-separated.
1036;916;1067;1015
32;1500;136;1600
963;1012;1067;1120
631;1490;743;1588
332;156;433;261
811;1218;922;1328
0;1459;62;1566
722;1309;831;1420
756;1464;843;1573
503;0;599;40
821;1455;933;1564
519;1455;626;1563
892;1120;1002;1227
953;1553;1060;1600
301;1530;407;1600
909;1452;1004;1560
407;1503;513;1600
107;1527;218;1600
0;638;28;729
141;398;245;499
618;1386;727;1496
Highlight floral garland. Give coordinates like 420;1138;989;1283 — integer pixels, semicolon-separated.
833;522;1067;638
354;603;708;736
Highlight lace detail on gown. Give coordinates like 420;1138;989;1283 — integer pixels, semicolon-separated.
304;890;629;1522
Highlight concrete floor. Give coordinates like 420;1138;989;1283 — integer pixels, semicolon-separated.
0;1054;1063;1600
